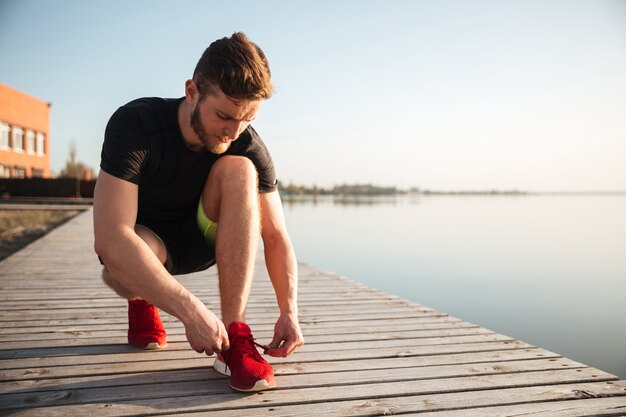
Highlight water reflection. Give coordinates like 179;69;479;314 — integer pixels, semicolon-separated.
281;194;406;207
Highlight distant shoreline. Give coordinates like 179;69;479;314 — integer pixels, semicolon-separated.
278;184;626;198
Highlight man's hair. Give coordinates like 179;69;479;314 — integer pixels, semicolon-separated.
193;32;273;101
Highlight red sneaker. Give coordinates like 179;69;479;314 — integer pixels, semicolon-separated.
127;299;167;349
214;322;276;392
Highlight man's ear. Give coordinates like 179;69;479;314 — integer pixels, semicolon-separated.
185;79;198;102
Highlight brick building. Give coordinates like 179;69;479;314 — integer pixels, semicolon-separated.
0;83;51;178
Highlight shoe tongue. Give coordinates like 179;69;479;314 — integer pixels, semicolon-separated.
227;322;252;339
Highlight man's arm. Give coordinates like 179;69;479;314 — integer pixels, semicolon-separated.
259;189;304;357
93;170;229;354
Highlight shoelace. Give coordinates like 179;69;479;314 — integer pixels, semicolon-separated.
224;334;270;372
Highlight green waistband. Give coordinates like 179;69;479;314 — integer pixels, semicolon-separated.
197;197;217;245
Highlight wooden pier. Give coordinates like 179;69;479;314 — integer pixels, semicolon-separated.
1;210;625;416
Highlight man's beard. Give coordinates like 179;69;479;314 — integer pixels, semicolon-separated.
190;103;230;154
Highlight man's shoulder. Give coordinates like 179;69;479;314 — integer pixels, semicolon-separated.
226;126;270;160
228;125;277;192
238;125;268;150
122;97;174;111
108;97;180;131
120;97;179;121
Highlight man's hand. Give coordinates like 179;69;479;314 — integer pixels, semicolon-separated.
265;312;304;357
183;302;229;356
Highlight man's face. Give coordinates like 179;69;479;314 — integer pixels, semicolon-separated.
189;86;262;154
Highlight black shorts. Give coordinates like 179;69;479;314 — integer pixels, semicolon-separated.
99;204;216;276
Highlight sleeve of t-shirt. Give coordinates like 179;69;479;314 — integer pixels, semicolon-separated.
241;126;278;194
100;105;149;185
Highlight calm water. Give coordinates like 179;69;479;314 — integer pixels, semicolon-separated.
281;194;626;379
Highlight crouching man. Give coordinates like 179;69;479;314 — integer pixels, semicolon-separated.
93;32;303;392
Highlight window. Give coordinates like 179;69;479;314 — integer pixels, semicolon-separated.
31;168;44;178
36;132;45;156
12;127;23;152
0;164;10;178
26;130;35;154
13;166;25;178
0;123;9;149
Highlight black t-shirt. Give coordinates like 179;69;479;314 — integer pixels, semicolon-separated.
101;97;277;224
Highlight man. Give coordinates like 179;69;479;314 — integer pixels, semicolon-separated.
93;32;303;392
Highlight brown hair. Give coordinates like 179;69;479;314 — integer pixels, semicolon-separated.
193;32;273;101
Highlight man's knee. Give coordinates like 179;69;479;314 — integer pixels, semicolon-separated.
101;266;121;293
203;156;259;222
101;265;121;289
101;265;112;286
101;266;137;300
134;225;167;264
211;156;258;187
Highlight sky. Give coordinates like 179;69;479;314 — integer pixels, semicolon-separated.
1;0;625;192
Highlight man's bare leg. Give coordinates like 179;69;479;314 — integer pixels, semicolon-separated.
102;225;168;300
101;224;169;349
205;156;277;392
202;156;260;328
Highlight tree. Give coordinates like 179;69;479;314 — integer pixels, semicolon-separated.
59;143;95;180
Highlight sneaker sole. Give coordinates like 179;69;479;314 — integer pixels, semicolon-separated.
128;341;167;350
213;357;230;376
231;379;275;392
143;342;166;350
214;357;275;392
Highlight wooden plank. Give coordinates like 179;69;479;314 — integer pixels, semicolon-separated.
0;294;413;310
0;315;463;331
0;317;471;335
0;295;428;308
399;397;626;417
2;345;540;381
0;272;355;286
0;325;494;344
0;284;379;297
0;303;433;323
0;341;533;368
0;286;387;301
0;311;445;326
0;348;557;386
0;307;439;323
0;332;513;352
0;300;414;316
0;369;621;414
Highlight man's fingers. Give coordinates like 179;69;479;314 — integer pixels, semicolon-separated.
222;340;230;352
265;346;286;357
211;337;230;355
192;339;229;357
278;340;297;357
267;334;282;349
266;337;302;357
264;336;286;357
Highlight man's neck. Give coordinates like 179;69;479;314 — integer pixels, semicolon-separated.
177;100;202;151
